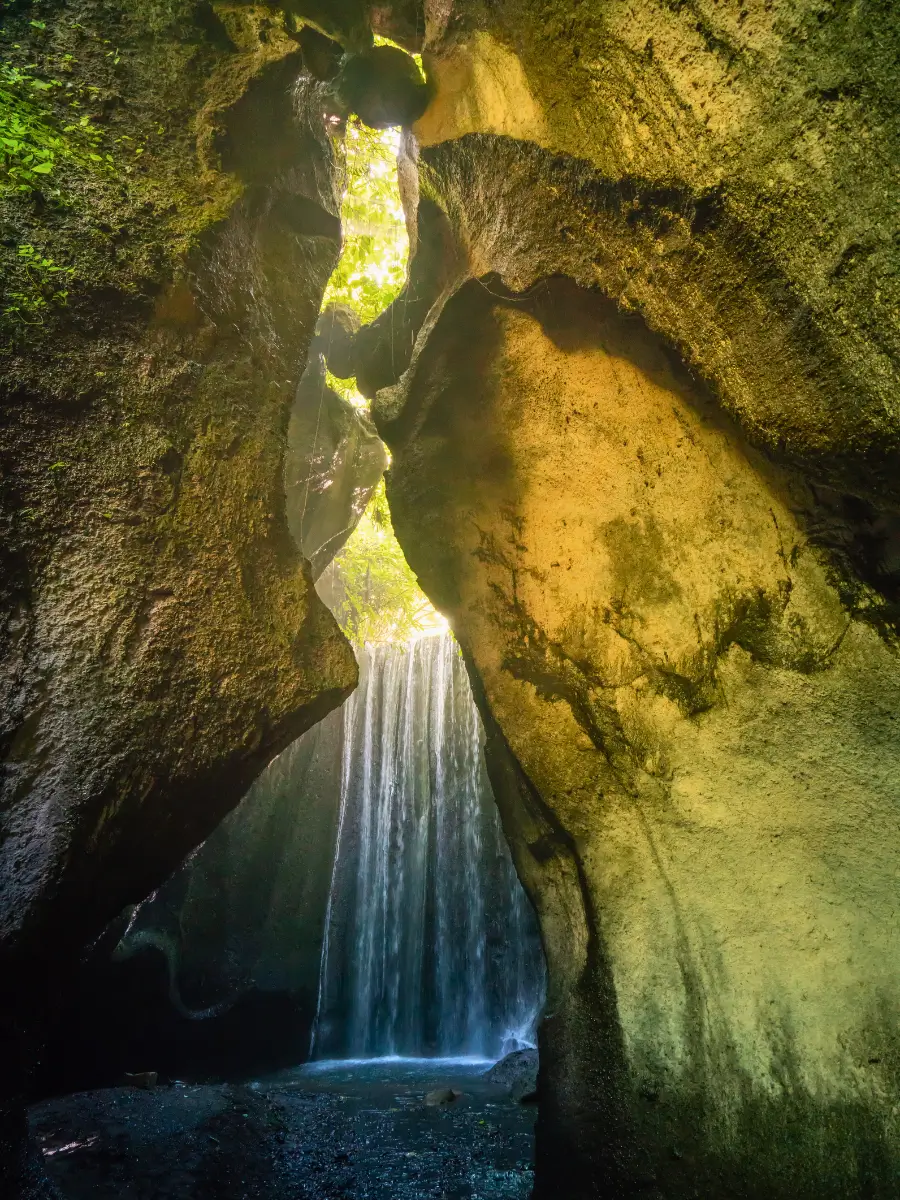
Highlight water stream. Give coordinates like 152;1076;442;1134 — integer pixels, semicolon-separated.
312;633;545;1061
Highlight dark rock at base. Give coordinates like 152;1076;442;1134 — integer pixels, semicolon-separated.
123;1071;158;1090
483;1050;538;1102
30;1063;536;1199
38;949;317;1097
424;1087;462;1107
37;710;348;1094
0;1107;63;1200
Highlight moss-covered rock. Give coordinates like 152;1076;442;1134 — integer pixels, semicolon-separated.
0;0;360;1191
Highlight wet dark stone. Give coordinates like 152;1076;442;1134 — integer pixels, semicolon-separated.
335;45;430;129
483;1050;538;1102
298;26;343;82
286;353;387;578
30;1061;536;1200
318;303;361;380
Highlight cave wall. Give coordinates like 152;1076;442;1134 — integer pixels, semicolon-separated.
37;707;347;1094
411;0;900;501
379;277;900;1197
0;0;363;1189
353;1;900;1195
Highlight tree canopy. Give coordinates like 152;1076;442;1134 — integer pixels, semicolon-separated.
322;116;445;646
325;120;408;329
325;480;442;645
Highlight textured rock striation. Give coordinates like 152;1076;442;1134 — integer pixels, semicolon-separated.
348;1;900;1196
286;347;387;578
0;1;367;1191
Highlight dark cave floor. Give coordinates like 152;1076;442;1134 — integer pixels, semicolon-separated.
29;1058;536;1199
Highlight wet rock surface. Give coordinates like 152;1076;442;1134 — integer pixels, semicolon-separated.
482;1051;538;1102
351;4;900;1193
30;1061;535;1200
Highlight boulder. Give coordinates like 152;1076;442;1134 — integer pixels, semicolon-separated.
334;45;430;130
318;303;362;381
123;1072;158;1091
483;1050;538;1102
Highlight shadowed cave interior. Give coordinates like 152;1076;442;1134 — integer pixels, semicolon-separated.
22;99;550;1200
1;3;899;1199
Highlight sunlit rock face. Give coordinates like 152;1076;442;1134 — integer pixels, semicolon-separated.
358;1;900;1195
0;4;357;1184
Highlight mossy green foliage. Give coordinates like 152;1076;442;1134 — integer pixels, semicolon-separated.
324;119;408;327
0;0;265;346
0;59;110;195
328;479;438;645
3;241;74;323
321;110;442;645
0;16;118;329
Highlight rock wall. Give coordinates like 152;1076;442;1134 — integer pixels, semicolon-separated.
350;1;900;1195
35;707;347;1096
117;696;346;1028
0;1;361;1191
286;348;387;578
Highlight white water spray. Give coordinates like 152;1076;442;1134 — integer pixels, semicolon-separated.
312;633;544;1060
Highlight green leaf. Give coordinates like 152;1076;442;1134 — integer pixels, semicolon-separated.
329;481;442;645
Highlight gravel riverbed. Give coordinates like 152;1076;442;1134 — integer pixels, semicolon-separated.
30;1057;536;1199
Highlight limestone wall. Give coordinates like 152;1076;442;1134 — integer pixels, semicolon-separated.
356;1;900;1193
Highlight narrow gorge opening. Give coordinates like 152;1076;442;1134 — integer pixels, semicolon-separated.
296;103;546;1073
30;91;547;1199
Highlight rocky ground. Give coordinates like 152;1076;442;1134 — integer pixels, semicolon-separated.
29;1058;536;1200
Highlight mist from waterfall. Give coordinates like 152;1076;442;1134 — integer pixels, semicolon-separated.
312;632;545;1062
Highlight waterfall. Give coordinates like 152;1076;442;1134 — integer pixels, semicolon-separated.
312;632;545;1061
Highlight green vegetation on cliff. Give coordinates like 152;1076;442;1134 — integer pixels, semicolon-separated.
325;120;407;327
0;59;110;195
319;111;443;645
327;479;439;644
0;0;292;346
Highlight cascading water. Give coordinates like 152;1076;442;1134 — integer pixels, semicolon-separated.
312;632;545;1062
